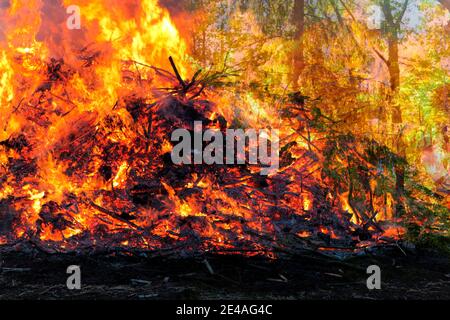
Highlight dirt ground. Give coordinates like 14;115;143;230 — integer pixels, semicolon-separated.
0;246;449;300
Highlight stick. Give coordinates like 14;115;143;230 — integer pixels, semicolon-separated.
89;200;141;230
1;267;32;273
203;259;215;275
168;56;186;90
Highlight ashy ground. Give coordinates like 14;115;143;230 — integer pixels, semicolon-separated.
0;246;449;300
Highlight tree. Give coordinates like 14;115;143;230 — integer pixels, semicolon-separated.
376;0;410;209
380;0;409;99
291;0;305;89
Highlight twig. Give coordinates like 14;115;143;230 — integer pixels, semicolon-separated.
168;56;186;90
203;259;215;275
89;200;141;230
1;267;32;273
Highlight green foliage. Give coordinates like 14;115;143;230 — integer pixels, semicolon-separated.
185;0;450;244
406;223;450;253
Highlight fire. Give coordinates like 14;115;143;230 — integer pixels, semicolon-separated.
381;225;406;239
0;0;444;257
339;192;358;224
302;194;312;211
27;188;45;214
62;0;187;75
112;161;129;188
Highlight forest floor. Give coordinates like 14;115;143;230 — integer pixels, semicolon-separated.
0;246;449;300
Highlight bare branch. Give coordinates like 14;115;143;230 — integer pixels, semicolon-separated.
373;47;389;66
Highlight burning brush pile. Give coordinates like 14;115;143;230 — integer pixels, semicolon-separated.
0;0;448;258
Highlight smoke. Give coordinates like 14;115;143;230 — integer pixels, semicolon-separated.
159;0;197;52
0;0;9;9
36;0;67;52
159;0;188;15
0;1;10;41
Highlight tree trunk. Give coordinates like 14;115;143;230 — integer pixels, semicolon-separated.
388;31;406;212
291;0;305;89
202;29;206;64
387;36;400;93
382;0;408;213
388;33;402;123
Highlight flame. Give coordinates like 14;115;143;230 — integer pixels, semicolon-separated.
0;0;438;256
112;161;129;188
0;0;188;246
339;192;358;224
